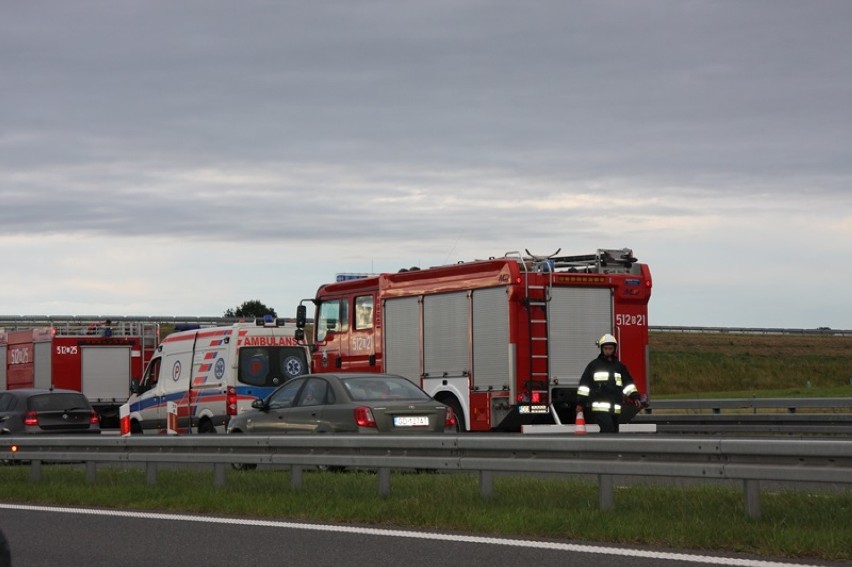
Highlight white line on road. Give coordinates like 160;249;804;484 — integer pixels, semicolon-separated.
0;503;823;567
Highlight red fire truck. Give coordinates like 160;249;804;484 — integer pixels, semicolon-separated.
0;321;158;427
295;248;653;432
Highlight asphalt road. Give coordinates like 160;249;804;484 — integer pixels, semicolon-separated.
0;504;842;567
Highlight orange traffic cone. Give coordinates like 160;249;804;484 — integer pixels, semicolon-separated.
575;411;587;435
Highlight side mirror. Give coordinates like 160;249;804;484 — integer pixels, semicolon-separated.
130;378;142;394
296;304;307;329
295;328;305;342
251;398;266;410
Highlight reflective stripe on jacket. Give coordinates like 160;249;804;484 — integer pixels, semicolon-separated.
576;353;639;413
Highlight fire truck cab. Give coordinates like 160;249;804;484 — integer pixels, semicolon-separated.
296;248;652;432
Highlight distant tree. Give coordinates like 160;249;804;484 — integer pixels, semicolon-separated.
224;300;277;318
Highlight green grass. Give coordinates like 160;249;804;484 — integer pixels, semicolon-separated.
649;332;852;398
653;385;852;400
1;466;850;562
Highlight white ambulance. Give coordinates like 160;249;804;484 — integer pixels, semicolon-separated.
127;319;310;434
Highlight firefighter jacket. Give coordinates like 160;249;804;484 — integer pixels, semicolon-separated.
576;354;640;415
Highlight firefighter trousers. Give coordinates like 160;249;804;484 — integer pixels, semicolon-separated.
592;411;620;433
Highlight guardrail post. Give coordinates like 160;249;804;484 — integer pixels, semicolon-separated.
85;461;97;484
30;460;42;482
744;480;761;519
598;474;614;510
291;466;303;490
378;467;391;497
480;471;493;499
213;464;226;488
146;462;158;485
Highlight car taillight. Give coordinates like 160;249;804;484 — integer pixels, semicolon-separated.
354;406;376;428
444;406;457;428
24;410;39;426
226;386;238;416
89;410;100;425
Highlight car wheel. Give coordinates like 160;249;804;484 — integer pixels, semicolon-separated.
228;430;258;471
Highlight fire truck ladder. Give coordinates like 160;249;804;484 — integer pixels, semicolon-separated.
505;249;558;407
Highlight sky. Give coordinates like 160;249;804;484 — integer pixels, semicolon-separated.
2;1;851;329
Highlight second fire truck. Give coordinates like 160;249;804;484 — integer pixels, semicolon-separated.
295;247;652;431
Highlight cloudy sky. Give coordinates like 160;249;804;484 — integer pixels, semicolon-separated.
2;1;850;328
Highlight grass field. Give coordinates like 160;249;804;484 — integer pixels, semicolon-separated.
649;331;852;398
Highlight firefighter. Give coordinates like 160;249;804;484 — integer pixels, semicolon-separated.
575;333;642;433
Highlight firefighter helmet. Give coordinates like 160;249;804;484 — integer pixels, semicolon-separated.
596;333;617;348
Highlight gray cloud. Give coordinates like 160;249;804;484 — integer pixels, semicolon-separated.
1;1;850;326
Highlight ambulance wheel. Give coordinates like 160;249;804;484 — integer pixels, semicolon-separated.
130;420;143;435
198;419;216;434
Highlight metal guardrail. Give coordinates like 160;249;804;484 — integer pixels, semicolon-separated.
2;318;850;336
3;434;851;519
634;414;852;435
638;398;852;434
646;398;852;412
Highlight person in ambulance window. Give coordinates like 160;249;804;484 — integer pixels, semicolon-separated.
144;358;161;390
575;333;642;433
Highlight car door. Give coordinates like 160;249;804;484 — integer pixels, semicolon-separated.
246;377;306;433
0;393;21;433
283;377;333;433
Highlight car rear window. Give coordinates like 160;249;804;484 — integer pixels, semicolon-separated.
342;377;431;402
27;393;91;412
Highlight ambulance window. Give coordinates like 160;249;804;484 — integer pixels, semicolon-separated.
239;348;271;387
317;299;349;341
145;358;161;388
354;295;374;330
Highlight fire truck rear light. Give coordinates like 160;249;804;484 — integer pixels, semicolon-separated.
226;386;238;416
354;406;376;428
24;411;39;426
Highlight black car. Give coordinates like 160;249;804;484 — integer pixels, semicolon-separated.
0;389;101;434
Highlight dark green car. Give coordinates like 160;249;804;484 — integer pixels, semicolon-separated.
227;373;455;435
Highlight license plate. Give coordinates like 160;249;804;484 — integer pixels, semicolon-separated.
393;416;429;427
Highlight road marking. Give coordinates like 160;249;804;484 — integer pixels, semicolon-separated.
0;503;823;567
